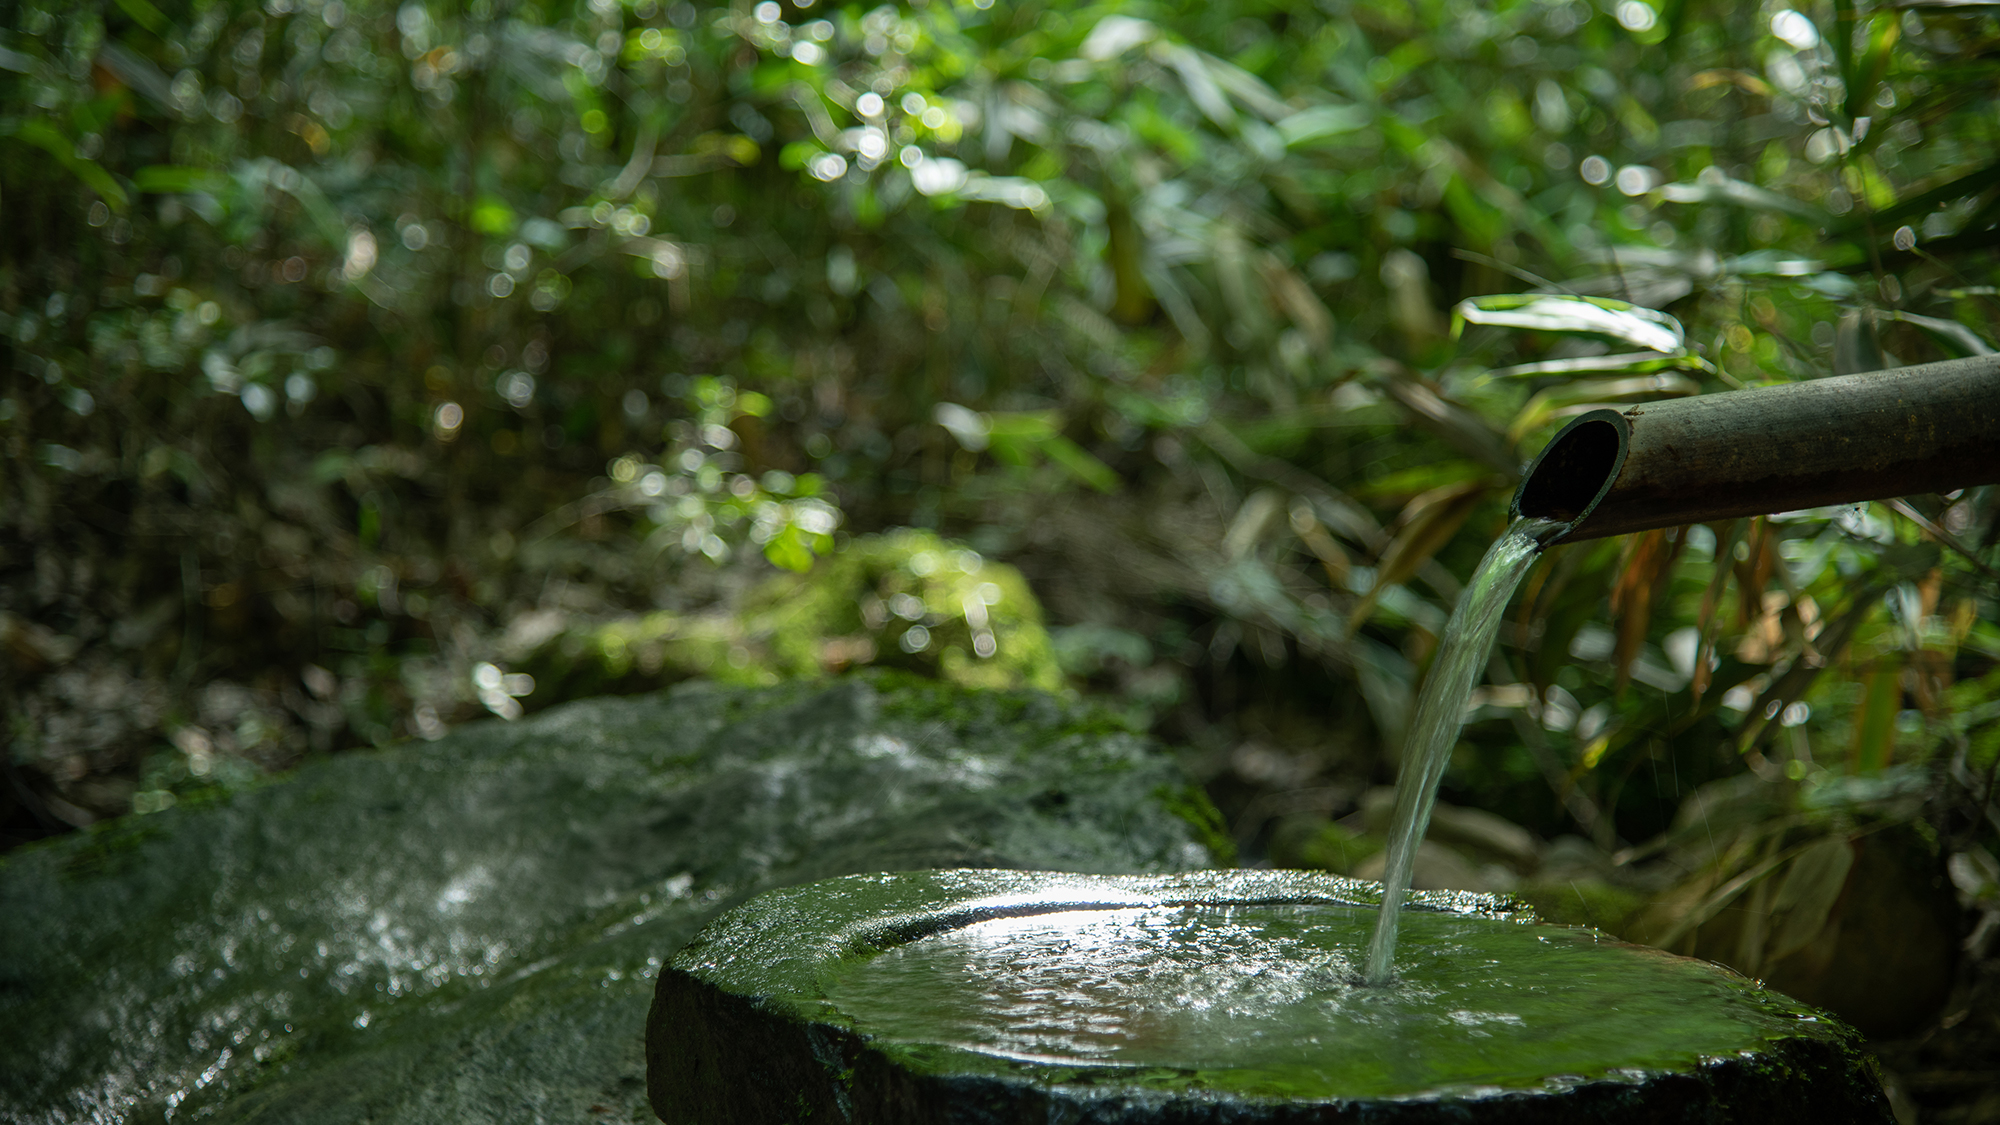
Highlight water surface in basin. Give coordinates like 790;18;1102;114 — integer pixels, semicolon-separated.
820;904;1821;1099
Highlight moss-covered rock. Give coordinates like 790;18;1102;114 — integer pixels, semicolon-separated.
651;870;1891;1124
0;677;1211;1124
517;529;1064;704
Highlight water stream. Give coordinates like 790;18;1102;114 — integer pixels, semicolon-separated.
1363;516;1566;985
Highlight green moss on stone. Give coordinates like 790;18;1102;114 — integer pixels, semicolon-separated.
1270;819;1386;876
520;529;1064;705
0;680;1213;1124
1154;784;1237;868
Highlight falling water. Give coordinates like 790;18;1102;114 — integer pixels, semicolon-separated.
1363;516;1566;985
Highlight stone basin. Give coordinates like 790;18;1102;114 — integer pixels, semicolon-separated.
649;869;1890;1123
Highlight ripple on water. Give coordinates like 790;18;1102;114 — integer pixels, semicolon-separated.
819;904;1820;1100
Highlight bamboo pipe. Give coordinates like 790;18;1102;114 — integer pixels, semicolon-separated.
1511;354;2000;543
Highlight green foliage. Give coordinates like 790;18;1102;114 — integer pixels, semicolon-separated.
1154;782;1237;866
513;527;1063;699
3;0;1998;860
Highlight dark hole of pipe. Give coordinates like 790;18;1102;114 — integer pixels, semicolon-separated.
1516;419;1622;523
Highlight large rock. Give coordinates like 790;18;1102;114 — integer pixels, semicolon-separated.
0;677;1216;1124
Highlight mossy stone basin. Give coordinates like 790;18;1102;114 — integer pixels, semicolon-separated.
648;869;1890;1124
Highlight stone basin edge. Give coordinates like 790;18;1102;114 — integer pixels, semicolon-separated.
647;869;1889;1124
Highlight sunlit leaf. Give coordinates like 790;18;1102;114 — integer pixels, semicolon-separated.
471;197;519;236
134;165;230;194
1720;250;1824;278
1659;174;1825;221
1454;294;1685;354
1198;53;1291;122
1079;15;1154;60
1842;11;1900;123
1489;352;1709;379
1161;43;1236;129
1038;434;1119;493
1851;155;2000;230
1276;104;1372;147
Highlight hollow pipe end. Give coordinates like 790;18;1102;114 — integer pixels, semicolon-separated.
1511;408;1631;544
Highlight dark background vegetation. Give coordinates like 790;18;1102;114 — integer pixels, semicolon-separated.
5;0;2000;1116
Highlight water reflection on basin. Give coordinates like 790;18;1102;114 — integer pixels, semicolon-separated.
821;903;1820;1099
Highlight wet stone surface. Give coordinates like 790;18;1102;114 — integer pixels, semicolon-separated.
0;678;1213;1124
652;870;1892;1124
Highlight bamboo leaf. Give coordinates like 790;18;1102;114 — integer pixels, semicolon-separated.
1659;174;1826;222
111;0;172;35
1276;104;1372;147
1768;836;1855;962
1348;480;1491;632
1843;11;1900;124
1847;154;2000;231
1608;529;1686;693
1454;294;1685;354
1644;834;1823;952
1507;373;1701;445
1489;351;1711;379
1038;434;1119;493
1162;43;1236;129
1850;655;1903;772
6;119;129;212
1888;310;1997;357
1691;521;1747;703
1198;51;1291;122
134;165;231;194
1379;377;1517;476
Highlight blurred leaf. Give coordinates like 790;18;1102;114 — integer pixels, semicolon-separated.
1660;174;1825;222
5;120;127;212
471;198;518;236
1489;352;1708;380
1691;520;1748;703
1348;480;1491;633
110;0;170;35
1507;373;1701;445
1276;104;1372;148
1038;434;1119;494
1640;834;1819;953
1379;377;1517;477
1454;294;1685;354
1851;656;1904;772
1160;43;1236;129
1835;310;1884;375
1737;588;1889;755
763;527;817;573
1842;11;1900;124
1852;155;2000;231
985;412;1117;493
1768;835;1854;962
1608;529;1685;694
1888;310;1996;357
134;166;229;194
1198;52;1290;122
